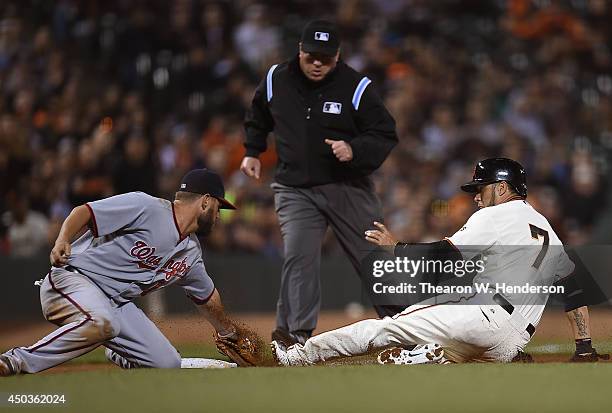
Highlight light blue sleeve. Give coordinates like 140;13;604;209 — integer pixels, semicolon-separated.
177;256;216;305
86;192;151;237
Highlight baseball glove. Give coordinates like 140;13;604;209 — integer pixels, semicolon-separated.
214;326;263;367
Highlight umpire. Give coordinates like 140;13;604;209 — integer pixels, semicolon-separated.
241;20;398;345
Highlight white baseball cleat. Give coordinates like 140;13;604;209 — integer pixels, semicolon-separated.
377;343;447;365
270;340;290;366
105;348;137;369
0;355;17;376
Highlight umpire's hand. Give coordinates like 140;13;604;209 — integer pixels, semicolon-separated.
240;156;261;179
325;139;353;162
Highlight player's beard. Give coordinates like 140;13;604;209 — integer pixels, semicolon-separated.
196;210;216;236
478;184;496;208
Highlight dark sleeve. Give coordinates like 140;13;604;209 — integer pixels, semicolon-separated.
557;275;584;312
348;85;398;172
393;239;468;297
243;78;274;158
557;249;608;312
394;240;462;262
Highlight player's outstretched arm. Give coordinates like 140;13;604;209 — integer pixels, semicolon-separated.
365;221;461;261
198;289;234;336
565;306;610;361
558;253;610;361
365;221;397;253
198;289;265;367
50;204;92;266
566;305;591;340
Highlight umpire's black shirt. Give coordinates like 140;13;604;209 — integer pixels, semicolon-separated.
244;56;398;187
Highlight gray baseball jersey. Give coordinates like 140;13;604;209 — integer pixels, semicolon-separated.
67;191;215;305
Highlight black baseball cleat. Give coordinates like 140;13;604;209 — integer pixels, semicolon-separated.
271;328;310;347
511;350;534;363
569;349;610;362
0;355;17;377
271;328;294;347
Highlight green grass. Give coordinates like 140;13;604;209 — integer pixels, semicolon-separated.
525;338;612;356
62;344;226;365
60;338;612;366
2;343;612;413
2;364;612;413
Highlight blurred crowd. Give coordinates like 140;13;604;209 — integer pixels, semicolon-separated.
1;0;612;258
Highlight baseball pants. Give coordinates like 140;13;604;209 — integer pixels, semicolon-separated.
285;298;532;364
4;267;180;373
273;178;401;335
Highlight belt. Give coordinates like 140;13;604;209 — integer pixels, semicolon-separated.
64;265;82;275
492;293;536;337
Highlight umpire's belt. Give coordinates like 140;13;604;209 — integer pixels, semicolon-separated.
493;293;536;337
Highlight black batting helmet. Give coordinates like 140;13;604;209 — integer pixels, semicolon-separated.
460;158;527;198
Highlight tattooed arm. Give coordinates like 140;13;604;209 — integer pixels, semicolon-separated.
566;306;590;339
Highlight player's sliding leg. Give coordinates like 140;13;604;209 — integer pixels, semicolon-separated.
273;304;450;366
272;302;526;365
103;302;181;369
377;343;448;365
1;269;120;374
273;317;398;365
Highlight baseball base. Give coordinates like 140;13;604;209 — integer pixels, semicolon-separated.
180;358;238;369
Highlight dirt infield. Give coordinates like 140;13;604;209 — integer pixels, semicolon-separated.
2;307;611;370
0;310;373;349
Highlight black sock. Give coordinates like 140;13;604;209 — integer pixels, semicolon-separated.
575;338;593;354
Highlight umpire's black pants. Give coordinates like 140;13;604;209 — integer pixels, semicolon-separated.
272;178;402;334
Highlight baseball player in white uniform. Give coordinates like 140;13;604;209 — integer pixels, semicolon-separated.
0;169;238;375
271;158;575;365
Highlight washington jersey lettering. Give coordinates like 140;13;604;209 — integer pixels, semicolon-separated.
65;192;214;305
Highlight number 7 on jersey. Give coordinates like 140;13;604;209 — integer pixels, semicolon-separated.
529;224;549;269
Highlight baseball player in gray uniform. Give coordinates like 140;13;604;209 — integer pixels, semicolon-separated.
0;169;237;375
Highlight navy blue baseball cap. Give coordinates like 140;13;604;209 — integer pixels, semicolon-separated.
300;20;340;56
179;169;236;209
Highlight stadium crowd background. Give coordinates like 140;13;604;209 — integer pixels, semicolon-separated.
1;0;611;259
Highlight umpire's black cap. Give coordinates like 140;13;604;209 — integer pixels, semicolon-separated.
300;20;340;56
461;158;528;198
179;169;236;209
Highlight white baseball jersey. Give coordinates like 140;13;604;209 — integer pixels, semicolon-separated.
271;199;574;365
447;199;574;326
